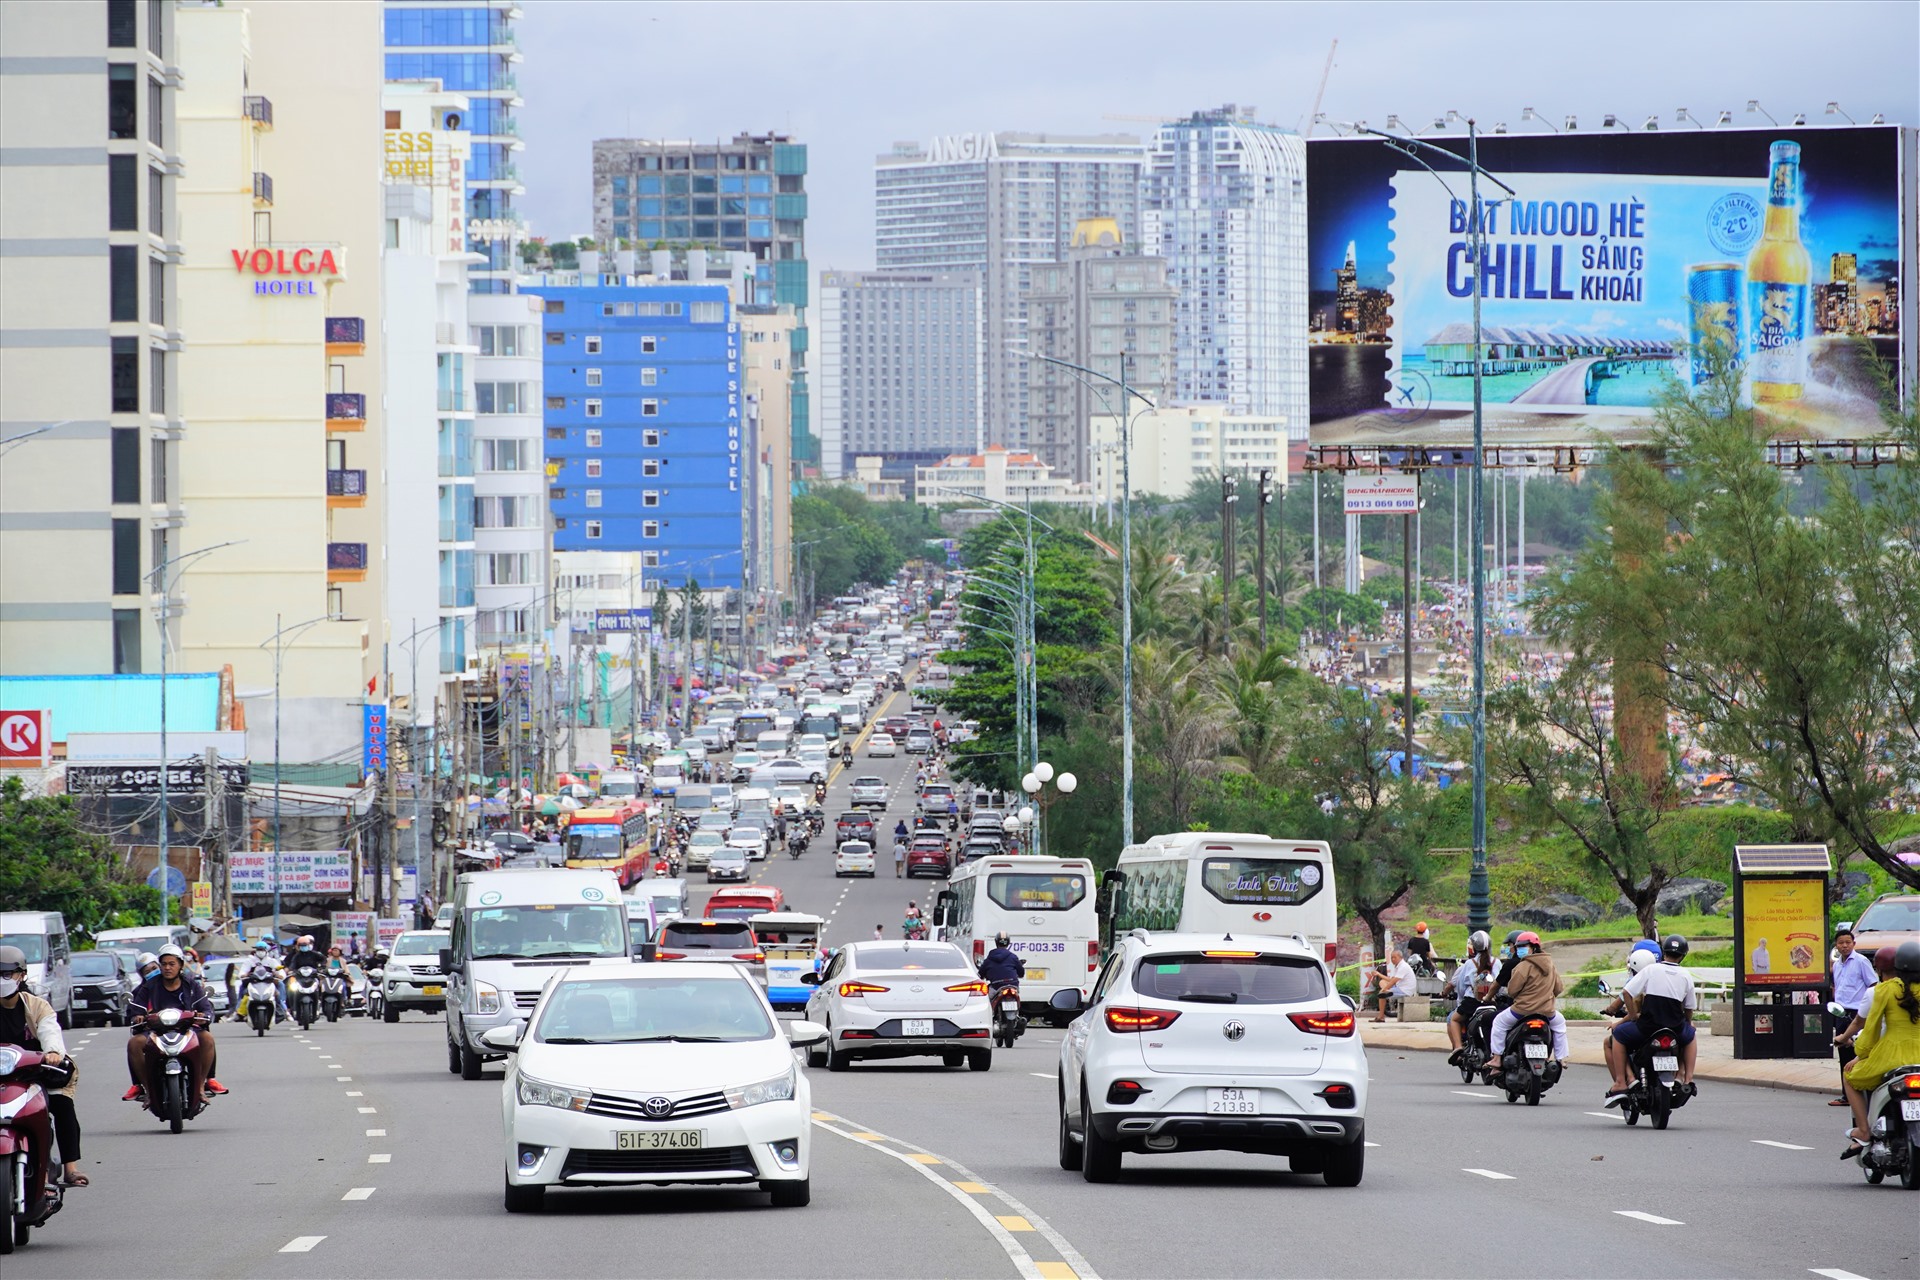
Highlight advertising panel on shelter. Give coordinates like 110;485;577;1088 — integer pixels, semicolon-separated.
1307;126;1912;446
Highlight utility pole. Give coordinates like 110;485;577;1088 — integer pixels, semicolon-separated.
1402;481;1416;777
1220;472;1238;657
1257;468;1273;648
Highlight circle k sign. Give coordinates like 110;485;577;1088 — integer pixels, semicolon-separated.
0;710;49;765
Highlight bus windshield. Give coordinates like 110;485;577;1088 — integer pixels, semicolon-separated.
566;824;624;860
987;873;1088;912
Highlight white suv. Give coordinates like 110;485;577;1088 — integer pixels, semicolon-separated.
1053;931;1367;1186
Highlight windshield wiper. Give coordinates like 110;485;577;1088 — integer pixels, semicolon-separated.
539;1036;598;1044
619;1034;732;1044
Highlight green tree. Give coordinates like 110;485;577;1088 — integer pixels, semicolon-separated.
0;775;159;936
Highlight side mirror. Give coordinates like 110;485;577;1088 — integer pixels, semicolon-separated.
786;1020;830;1047
1340;995;1358;1012
1048;988;1085;1014
438;947;455;974
799;971;823;986
1826;1001;1849;1020
479;1023;522;1051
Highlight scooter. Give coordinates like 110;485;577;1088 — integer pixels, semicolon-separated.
1616;1026;1694;1129
989;979;1025;1048
134;1007;208;1135
245;970;279;1036
787;831;808;859
0;1045;70;1253
288;965;320;1029
1456;1003;1497;1084
1832;1003;1920;1186
364;965;386;1021
1494;1013;1562;1105
320;968;349;1022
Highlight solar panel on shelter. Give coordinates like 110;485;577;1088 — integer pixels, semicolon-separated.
1733;844;1831;874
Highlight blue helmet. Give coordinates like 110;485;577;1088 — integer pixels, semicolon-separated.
1630;939;1662;960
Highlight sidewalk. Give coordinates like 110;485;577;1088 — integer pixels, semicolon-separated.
1359;1016;1840;1095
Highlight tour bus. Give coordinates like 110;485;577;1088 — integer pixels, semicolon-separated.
733;709;777;742
563;800;652;886
934;855;1100;1020
1101;832;1339;963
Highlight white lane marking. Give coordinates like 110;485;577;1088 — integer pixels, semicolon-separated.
812;1108;1098;1280
1753;1139;1814;1151
335;1075;353;1081
1463;1167;1515;1180
1615;1210;1684;1226
344;1090;363;1097
368;1153;391;1164
279;1236;326;1252
341;1187;375;1201
357;1106;377;1114
1810;1270;1872;1280
1364;1141;1381;1148
1585;1111;1622;1119
1029;1072;1058;1079
366;1128;386;1136
1452;1090;1497;1099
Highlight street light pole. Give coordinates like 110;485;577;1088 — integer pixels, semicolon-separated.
261;610;346;941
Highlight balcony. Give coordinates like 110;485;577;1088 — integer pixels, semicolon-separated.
326;392;366;432
243;95;273;130
326;468;367;508
252;171;273;207
327;542;368;582
325;316;366;356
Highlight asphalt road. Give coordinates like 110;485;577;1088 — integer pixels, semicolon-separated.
17;692;1917;1278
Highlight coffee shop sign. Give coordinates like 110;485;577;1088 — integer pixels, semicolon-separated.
926;133;998;164
231;245;346;296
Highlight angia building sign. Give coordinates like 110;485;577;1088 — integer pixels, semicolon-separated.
231;245;346;295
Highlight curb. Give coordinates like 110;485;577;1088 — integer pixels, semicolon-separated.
1360;1025;1836;1096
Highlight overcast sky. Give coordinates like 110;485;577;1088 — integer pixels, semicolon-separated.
514;0;1920;272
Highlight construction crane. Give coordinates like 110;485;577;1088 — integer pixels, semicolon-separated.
1300;38;1338;135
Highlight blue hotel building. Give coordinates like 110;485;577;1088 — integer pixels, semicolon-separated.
532;278;744;590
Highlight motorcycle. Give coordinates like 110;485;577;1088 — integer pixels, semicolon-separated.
288;965;320;1029
902;917;929;942
1831;1003;1920;1186
319;968;349;1022
787;830;808;859
1494;1013;1562;1105
364;965;386;1022
989;979;1025;1048
133;1008;208;1134
1456;1003;1497;1084
1617;1025;1693;1130
245;969;279;1036
0;1045;70;1253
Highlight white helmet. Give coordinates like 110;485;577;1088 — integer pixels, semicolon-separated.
137;951;159;969
156;943;186;962
1626;949;1656;976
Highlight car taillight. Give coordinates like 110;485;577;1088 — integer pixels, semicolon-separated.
838;981;889;998
1088;940;1100;973
972;939;985;965
1288;1010;1356;1037
945;980;988;996
1106;1080;1148;1105
1104;1006;1180;1033
734;952;765;964
654;950;686;961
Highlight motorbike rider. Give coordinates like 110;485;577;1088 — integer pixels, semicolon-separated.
1839;940;1920;1160
135;951;160;984
238;942;284;1021
978;932;1025;988
1600;943;1663;1019
1486;931;1568;1077
122;944;224;1106
1445;930;1494;1065
1603;934;1698;1106
286;934;325;973
0;944;73;1220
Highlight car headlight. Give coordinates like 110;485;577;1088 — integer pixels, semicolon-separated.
724;1066;797;1110
475;980;502;1015
516;1073;591;1112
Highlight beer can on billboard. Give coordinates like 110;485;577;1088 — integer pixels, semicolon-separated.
1687;263;1742;386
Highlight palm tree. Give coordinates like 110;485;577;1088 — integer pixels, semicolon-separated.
1213;642;1301;785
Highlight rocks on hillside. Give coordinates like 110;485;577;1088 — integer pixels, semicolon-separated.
1508;893;1604;931
1830;871;1872;904
1609;876;1730;920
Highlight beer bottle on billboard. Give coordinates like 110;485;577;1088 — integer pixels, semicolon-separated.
1745;141;1811;402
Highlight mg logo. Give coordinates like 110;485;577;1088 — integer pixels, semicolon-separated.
1222;1020;1247;1041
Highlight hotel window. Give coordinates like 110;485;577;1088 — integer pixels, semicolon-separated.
642;490;659;507
584;335;602;354
108;0;135;45
585;429;602;447
108;65;137;139
642;551;660;567
640;336;657;353
147;75;162;145
690;301;725;324
641;399;658;417
643;521;659;538
545;395;564;410
585;520;602;540
640;368;657;386
109;155;137;230
585;459;602;478
585;489;602;508
109;245;137;321
643;429;659;447
148;164;163;233
111;337;138;412
585;368;601;386
642;459;660;477
585;399;602;417
545;330;565;345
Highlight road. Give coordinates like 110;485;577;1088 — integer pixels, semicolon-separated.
16;689;1915;1278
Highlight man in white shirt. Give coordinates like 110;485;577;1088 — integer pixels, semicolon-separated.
1604;935;1699;1103
1365;950;1417;1022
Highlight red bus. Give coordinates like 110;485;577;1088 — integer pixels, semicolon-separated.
564;801;652;887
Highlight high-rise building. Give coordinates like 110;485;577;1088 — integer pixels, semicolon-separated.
875;131;1145;449
0;0;185;675
591;134;812;470
1089;404;1289;507
1335;241;1360;333
1143;105;1308;437
817;269;984;477
383;2;523;293
1026;218;1177;482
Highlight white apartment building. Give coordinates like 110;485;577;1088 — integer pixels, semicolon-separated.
1088;404;1290;507
876;132;1144;450
0;0;183;675
469;290;547;648
1143;106;1309;439
913;446;1091;509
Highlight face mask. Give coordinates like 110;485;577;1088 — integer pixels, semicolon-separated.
1515;946;1531;958
0;978;21;999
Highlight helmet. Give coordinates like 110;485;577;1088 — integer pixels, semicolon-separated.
1630;939;1662;959
1504;930;1522;944
156;943;185;962
0;945;27;975
137;952;159;969
1895;940;1920;982
253;941;269;952
1626;949;1656;976
1514;931;1542;948
1468;930;1490;954
298;935;314;947
1873;945;1899;978
1414;921;1429;934
1661;934;1689;960
994;931;1010;948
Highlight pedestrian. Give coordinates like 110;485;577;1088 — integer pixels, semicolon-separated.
1829;927;1879;1107
893;837;908;878
872;925;885;941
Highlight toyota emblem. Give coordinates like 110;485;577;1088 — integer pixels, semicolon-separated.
1222;1019;1247;1041
642;1096;674;1118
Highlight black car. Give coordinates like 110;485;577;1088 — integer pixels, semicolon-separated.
68;950;132;1026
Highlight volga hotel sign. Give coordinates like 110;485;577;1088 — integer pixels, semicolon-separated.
231;245;346;295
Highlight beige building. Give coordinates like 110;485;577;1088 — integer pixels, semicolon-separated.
171;0;385;698
913;446;1091;509
738;305;794;598
1088;404;1289;507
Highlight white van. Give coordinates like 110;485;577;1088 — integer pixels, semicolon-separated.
1103;832;1338;964
440;868;631;1078
936;856;1100;1019
599;770;643;801
0;911;74;1024
93;923;192;957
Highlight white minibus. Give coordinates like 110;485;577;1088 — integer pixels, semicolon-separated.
1102;832;1338;963
936;856;1100;1020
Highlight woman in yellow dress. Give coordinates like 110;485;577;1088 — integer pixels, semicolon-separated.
1841;941;1920;1160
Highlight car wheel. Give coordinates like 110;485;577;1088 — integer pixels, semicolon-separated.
383;1003;400;1024
1057;1083;1082;1171
1322;1137;1365;1188
967;1048;992;1072
1079;1091;1122;1183
503;1171;545;1213
767;1177;811;1208
460;1041;486;1080
827;1041;852;1072
447;1029;463;1074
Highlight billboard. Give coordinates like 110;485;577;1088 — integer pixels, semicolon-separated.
1307;126;1912;445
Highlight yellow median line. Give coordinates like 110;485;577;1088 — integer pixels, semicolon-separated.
810;1106;1095;1280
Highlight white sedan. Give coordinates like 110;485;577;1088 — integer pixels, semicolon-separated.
491;964;827;1212
866;733;897;758
801;940;992;1072
834;839;876;878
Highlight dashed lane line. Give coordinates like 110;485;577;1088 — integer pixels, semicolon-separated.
357;1106;377;1114
1614;1210;1684;1226
1451;1090;1497;1099
368;1153;391;1164
1810;1269;1873;1280
1752;1139;1813;1150
1463;1168;1515;1180
341;1187;375;1201
366;1128;386;1137
279;1236;326;1253
811;1107;1097;1280
344;1091;363;1097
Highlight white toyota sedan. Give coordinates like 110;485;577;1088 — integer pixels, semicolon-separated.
492;964;827;1212
1054;931;1368;1186
801;940;992;1072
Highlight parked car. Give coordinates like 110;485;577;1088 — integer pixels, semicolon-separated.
1844;893;1920;959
